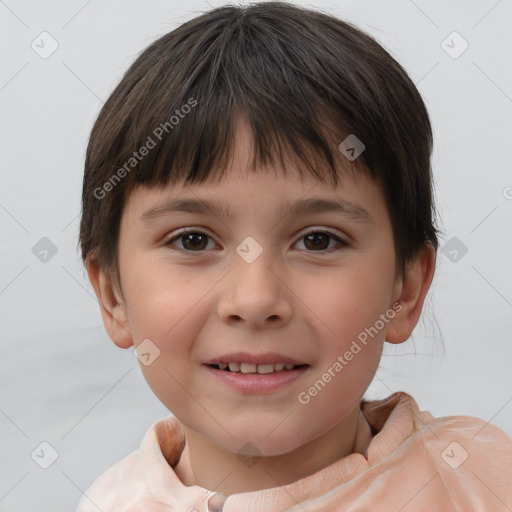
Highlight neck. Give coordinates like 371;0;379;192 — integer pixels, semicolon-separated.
173;406;373;497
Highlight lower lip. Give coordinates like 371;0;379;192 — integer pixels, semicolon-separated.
203;364;310;394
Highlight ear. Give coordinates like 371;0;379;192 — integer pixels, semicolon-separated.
86;254;134;349
385;242;436;344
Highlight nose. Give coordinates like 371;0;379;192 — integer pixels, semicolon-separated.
216;245;292;328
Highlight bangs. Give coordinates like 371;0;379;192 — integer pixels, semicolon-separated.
123;105;369;196
99;5;377;199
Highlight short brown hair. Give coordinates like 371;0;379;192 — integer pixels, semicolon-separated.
78;1;441;292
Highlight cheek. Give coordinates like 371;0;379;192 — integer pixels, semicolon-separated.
310;264;393;347
122;268;200;397
132;295;206;418
123;257;200;338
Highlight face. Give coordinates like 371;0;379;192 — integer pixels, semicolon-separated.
112;121;403;457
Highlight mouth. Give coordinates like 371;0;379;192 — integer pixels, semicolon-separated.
206;362;310;374
203;361;311;393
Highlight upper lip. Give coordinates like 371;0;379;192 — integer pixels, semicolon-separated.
204;352;308;366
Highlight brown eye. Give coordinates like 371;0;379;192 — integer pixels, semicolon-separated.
181;232;208;250
166;230;214;251
296;230;348;252
165;228;349;253
304;233;330;250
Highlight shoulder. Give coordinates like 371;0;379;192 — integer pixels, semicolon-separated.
420;411;512;463
75;450;174;512
75;415;185;512
366;393;512;509
413;406;511;509
75;450;147;512
393;393;512;469
370;391;511;451
418;405;511;446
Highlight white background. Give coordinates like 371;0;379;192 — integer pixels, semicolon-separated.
1;0;511;510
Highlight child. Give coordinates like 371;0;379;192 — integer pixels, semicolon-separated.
77;2;511;511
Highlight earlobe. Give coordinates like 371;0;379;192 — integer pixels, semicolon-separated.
385;243;436;344
86;255;134;349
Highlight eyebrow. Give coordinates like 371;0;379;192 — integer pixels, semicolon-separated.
140;197;374;224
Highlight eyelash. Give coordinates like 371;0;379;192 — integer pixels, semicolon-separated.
164;228;349;254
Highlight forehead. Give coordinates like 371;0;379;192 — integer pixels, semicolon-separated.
123;163;387;231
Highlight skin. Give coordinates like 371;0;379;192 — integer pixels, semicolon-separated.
87;116;436;497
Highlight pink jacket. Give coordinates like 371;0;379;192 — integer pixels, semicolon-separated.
76;391;512;511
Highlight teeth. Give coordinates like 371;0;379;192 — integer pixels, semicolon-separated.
240;363;257;373
257;364;274;374
216;362;300;373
